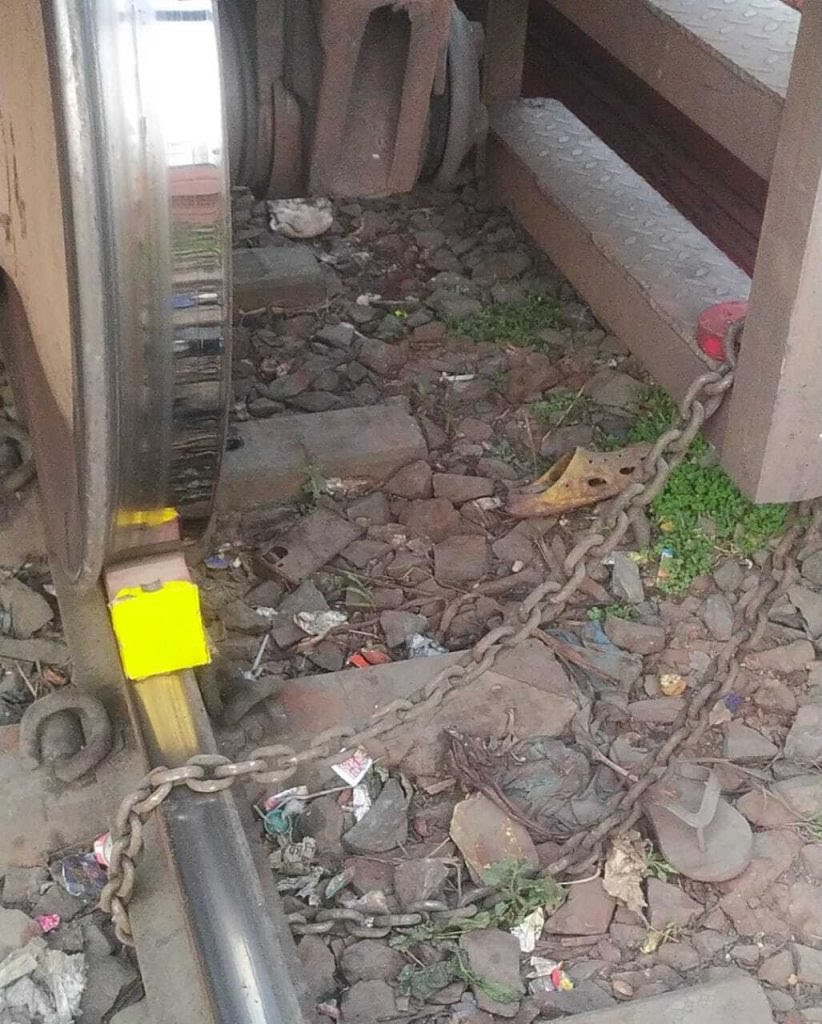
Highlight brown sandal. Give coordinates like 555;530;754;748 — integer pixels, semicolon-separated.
644;763;753;882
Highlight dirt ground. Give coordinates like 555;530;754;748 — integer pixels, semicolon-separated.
2;176;822;1023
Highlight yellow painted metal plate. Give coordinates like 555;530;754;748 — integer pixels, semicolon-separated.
110;580;210;681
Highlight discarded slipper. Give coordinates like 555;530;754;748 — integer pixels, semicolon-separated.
644;762;753;882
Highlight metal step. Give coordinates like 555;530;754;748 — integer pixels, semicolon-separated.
545;0;799;180
488;98;751;408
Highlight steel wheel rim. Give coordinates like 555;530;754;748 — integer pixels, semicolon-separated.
44;0;231;581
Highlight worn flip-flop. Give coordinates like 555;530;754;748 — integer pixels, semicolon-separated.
644;762;753;882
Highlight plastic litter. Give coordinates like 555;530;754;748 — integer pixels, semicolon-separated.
511;907;544;952
271;838;318;878
331;747;373;787
656;547;675;585
262;787;307;832
261;785;309;838
93;832;112;869
528;957;573;994
724;692;743;713
54;853;107;900
251;606;278;620
35;915;61;935
348;649;392;668
492;737;592;833
204;554;231;570
406;633;448;659
264;808;295;837
440;372;475;383
325;868;355;901
264;785;309;813
550;622;642;688
709;692;742;727
268;197;333;239
351;783;372;822
294;609;348;640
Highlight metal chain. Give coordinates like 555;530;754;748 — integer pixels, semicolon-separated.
287;901;479;939
545;500;817;878
102;363;781;945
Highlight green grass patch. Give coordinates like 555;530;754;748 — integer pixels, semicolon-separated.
627;387;787;593
644;850;678;881
448;294;560;346
532;389;587;427
298;464;329;513
588;603;637;622
482;857;565;928
393;859;564;1005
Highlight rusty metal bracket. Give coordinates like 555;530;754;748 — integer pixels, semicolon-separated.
309;0;451;196
20;688;113;782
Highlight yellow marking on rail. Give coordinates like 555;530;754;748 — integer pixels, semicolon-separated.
133;672;200;760
115;507;179;527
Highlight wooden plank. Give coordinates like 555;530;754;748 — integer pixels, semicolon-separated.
482;0;529;102
721;2;822;502
547;0;796;180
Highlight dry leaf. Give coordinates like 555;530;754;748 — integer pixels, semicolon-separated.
602;831;648;914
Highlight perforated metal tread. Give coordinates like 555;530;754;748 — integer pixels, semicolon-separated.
492;99;751;350
647;0;797;97
546;0;796;179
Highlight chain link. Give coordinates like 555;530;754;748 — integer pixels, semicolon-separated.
102;363;809;945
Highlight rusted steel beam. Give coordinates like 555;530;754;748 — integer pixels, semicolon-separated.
309;0;451;196
721;1;822;502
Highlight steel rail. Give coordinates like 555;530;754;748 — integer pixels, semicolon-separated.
128;668;306;1024
56;570;307;1024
